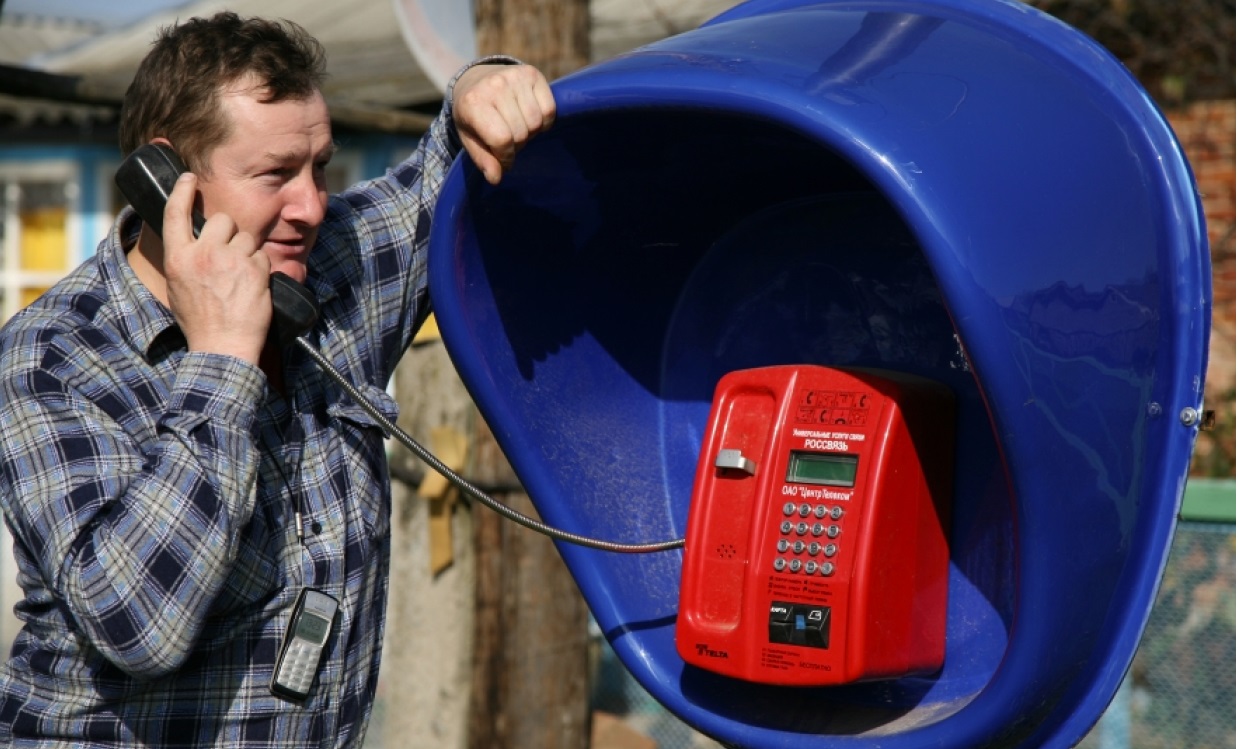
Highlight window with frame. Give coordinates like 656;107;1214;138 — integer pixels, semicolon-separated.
0;163;81;323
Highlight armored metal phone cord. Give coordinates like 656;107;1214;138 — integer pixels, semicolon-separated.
256;419;307;546
292;336;686;554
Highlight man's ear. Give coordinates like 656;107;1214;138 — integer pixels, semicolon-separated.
148;138;205;177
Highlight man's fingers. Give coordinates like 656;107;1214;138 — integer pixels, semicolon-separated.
162;172;198;244
463;136;505;185
490;67;554;145
531;78;556;132
512;64;556;134
459;100;520;184
233;231;266;268
454;64;556;184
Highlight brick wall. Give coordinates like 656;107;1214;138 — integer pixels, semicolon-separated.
1168;101;1236;326
1166;100;1235;472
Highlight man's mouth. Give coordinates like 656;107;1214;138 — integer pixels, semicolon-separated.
266;237;310;255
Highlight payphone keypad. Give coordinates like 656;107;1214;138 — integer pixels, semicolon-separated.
777;502;844;575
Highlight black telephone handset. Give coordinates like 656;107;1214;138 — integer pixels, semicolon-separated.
114;143;319;341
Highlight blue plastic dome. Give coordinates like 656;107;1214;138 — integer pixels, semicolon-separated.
427;0;1211;746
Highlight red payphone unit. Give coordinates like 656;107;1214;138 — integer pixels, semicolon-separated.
675;365;954;686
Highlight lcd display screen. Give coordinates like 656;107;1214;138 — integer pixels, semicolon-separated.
786;452;859;487
295;613;332;644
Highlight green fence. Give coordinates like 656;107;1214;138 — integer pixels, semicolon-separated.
1078;479;1236;749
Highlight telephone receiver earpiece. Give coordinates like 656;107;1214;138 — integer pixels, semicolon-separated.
114;143;203;241
114;143;320;342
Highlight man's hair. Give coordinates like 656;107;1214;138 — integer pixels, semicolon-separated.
118;12;327;174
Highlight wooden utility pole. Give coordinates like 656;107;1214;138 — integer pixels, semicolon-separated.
466;7;593;749
475;0;591;80
386;2;593;749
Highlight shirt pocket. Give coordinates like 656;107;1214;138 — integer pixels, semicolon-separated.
326;384;397;541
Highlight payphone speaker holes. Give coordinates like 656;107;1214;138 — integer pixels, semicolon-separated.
716;543;738;560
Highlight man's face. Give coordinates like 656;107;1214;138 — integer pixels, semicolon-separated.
196;77;333;284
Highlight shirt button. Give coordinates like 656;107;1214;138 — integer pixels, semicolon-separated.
311;521;323;535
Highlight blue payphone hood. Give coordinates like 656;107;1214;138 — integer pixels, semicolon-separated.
427;1;1210;746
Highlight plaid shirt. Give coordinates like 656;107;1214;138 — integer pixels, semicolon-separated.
0;83;467;748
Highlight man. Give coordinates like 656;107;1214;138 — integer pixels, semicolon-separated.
0;12;554;747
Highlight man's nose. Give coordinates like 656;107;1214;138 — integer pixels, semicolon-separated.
285;172;327;226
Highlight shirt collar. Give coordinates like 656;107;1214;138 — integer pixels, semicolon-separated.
99;207;180;359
